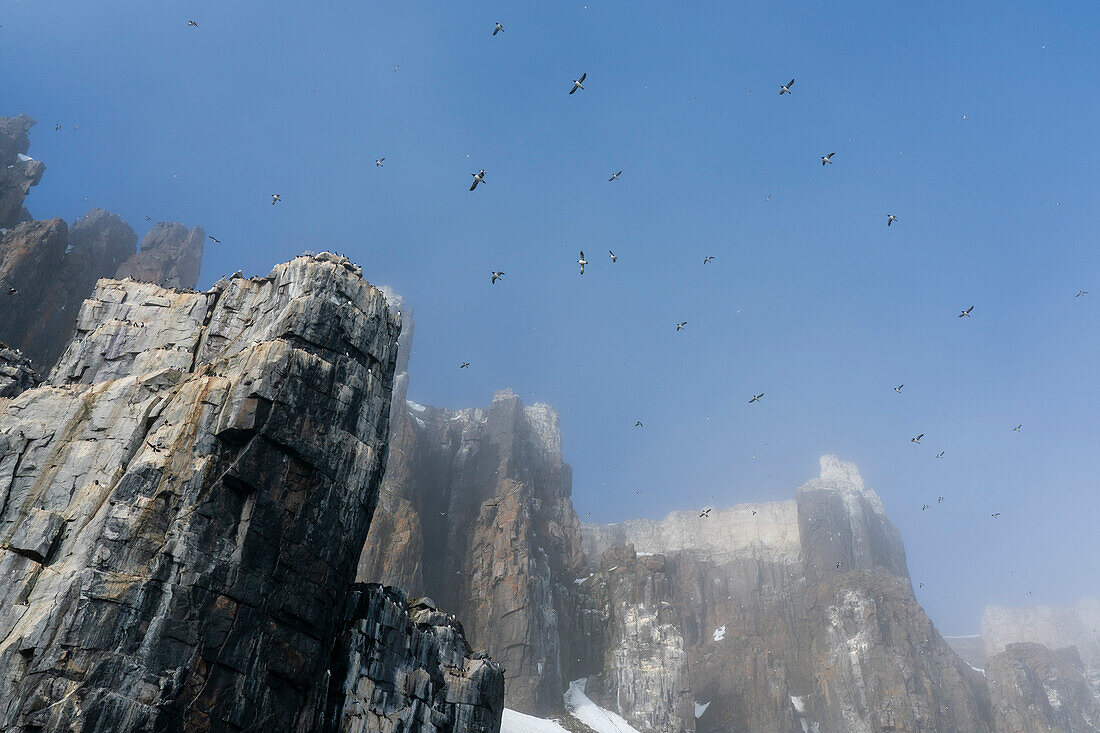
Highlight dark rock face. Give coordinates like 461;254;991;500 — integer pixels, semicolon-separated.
0;114;44;228
359;376;585;715
986;643;1100;732
0;218;71;364
0;342;40;398
115;221;205;291
325;584;505;733
0;254;403;732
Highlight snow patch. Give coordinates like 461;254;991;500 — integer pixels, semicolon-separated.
966;662;986;676
501;708;570;733
17;153;34;162
413;416;426;429
712;625;726;642
791;695;806;713
406;400;427;412
574;577;589;585
565;679;644;733
694;701;710;718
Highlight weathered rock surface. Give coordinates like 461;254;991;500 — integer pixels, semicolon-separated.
115;221;205;291
326;583;505;733
0;342;40;399
983;599;1100;691
0;254;403;732
0;114;44;228
358;376;585;715
986;643;1100;732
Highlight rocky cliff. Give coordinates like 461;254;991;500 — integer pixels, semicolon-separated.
0;115;204;370
0;253;429;731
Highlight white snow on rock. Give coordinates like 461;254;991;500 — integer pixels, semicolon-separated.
17;153;34;162
565;678;644;733
406;399;427;412
712;625;726;642
501;708;570;733
966;662;986;676
790;695;806;713
694;701;711;718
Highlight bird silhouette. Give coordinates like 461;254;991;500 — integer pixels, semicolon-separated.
780;78;795;95
577;251;588;274
470;169;486;190
958;306;974;317
912;433;924;444
493;22;504;35
609;170;622;181
490;271;504;284
887;214;898;226
676;321;687;331
570;72;587;94
822;152;836;166
749;393;764;404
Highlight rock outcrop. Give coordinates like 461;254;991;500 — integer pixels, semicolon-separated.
0;114;44;228
986;643;1100;733
359;384;585;716
326;584;505;733
0;115;204;371
0;343;40;399
0;254;404;731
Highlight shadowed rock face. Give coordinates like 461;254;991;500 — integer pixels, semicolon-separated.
0;114;44;228
0;343;40;399
0;254;403;732
326;584;505;733
986;643;1100;733
115;221;205;291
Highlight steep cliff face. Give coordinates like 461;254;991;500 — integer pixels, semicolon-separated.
0;343;40;399
0;114;44;228
0;115;204;370
359;382;586;716
0;254;406;731
577;456;994;733
986;643;1100;733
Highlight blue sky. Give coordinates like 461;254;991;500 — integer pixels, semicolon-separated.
2;0;1097;634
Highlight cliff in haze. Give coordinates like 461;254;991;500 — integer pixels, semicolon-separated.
0;253;504;732
0;115;205;369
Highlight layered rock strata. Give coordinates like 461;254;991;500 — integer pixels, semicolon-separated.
0;254;403;731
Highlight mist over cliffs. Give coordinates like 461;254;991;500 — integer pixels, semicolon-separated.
2;114;1098;732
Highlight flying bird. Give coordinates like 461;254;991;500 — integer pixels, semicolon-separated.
6;287;17;295
887;214;898;227
569;72;587;94
958;306;973;317
55;124;62;131
1075;290;1088;297
271;194;281;205
936;451;944;459
146;441;163;453
922;504;930;511
493;22;504;35
145;216;151;221
894;384;904;393
703;256;715;264
780;78;795;95
991;513;1001;519
375;157;385;167
911;433;924;444
187;20;198;27
938;496;945;503
490;271;504;284
208;236;221;244
1012;424;1021;432
836;561;844;569
676;321;687;331
609;170;622;181
470;169;486;190
609;250;617;262
821;152;836;166
699;508;712;518
577;251;588;274
460;362;470;369
748;393;764;404
634;420;643;427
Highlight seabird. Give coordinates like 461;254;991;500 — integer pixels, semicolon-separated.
208;236;221;244
146;441;163;453
676;321;687;331
490;271;504;284
187;20;198;27
836;561;843;569
577;251;588;274
376;157;385;167
922;504;930;511
887;214;898;227
55;124;62;131
821;152;836;166
936;451;944;459
609;250;617;262
7;287;17;295
569;72;587;95
938;496;945;503
991;513;1000;519
894;384;904;393
271;193;281;205
703;256;715;264
493;22;504;35
1012;424;1021;432
748;393;764;404
780;78;795;95
699;508;712;518
460;362;470;369
911;433;924;444
1075;290;1088;297
634;420;643;427
609;170;622;181
470;169;486;190
958;306;973;317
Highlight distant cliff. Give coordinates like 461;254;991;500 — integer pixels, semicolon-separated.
0;115;205;369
